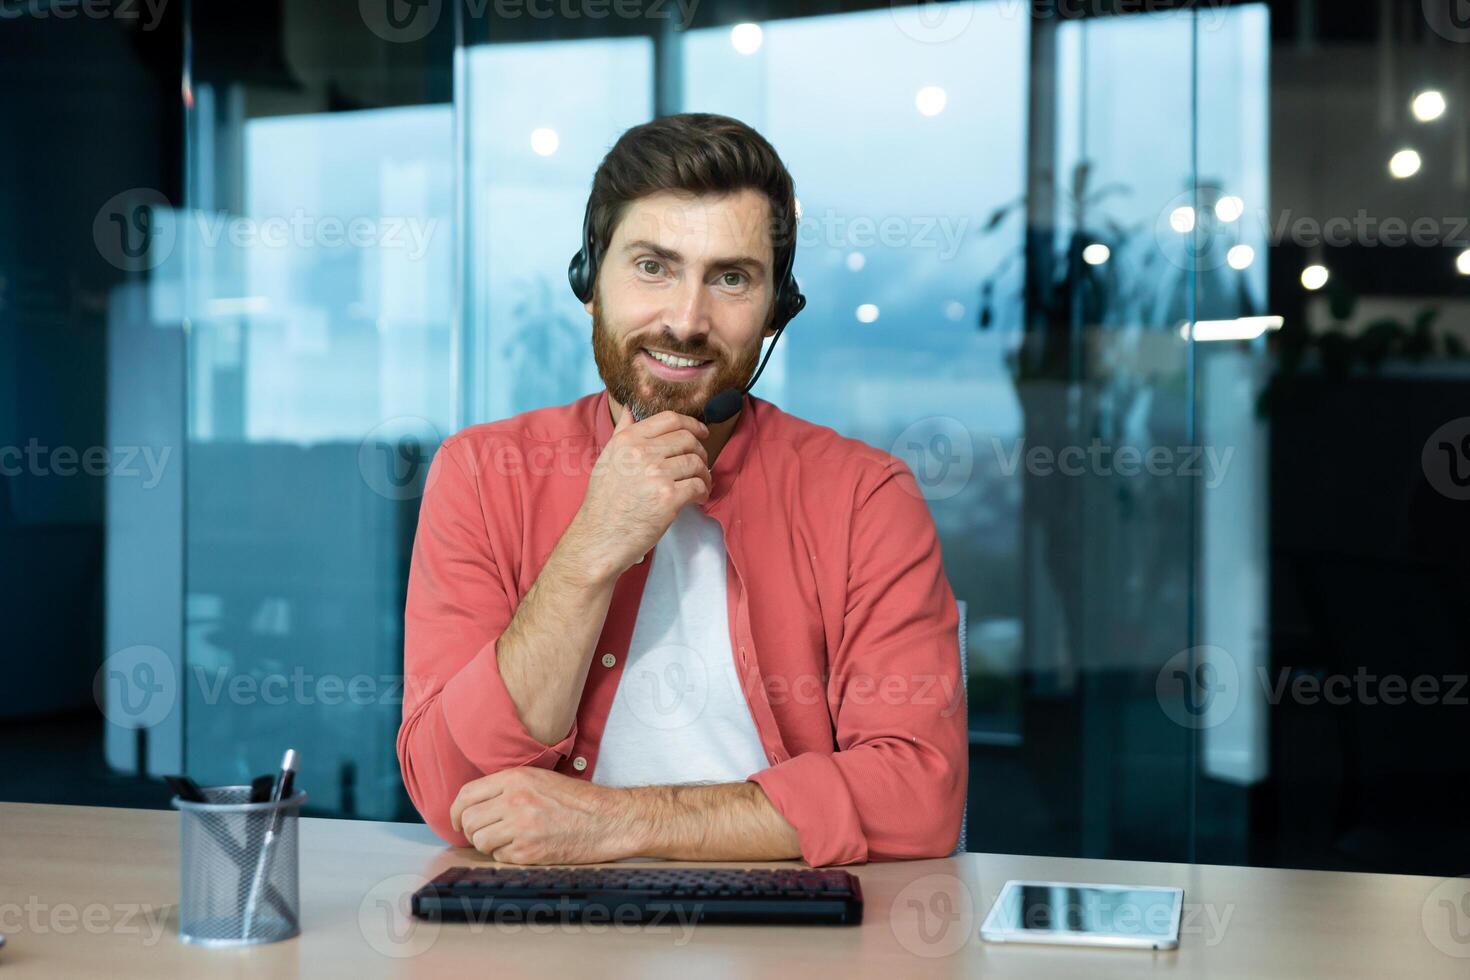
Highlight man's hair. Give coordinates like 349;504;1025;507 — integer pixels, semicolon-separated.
585;113;798;287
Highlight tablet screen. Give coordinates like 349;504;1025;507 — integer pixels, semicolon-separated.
982;881;1183;947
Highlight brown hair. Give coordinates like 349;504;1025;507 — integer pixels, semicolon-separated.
584;113;798;288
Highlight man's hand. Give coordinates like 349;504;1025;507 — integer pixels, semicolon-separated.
562;409;711;584
449;767;638;864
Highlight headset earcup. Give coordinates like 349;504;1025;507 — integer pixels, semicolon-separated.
774;276;806;329
568;250;591;303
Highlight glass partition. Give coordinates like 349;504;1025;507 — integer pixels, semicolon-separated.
176;8;455;819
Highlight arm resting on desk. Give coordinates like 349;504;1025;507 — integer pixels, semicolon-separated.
449;767;801;864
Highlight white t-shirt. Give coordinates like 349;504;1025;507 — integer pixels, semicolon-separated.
590;505;769;787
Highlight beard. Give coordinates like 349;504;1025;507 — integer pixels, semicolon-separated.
591;298;762;423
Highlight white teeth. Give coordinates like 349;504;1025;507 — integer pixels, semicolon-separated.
646;349;707;369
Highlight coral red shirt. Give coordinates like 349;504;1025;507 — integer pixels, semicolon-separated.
397;391;967;866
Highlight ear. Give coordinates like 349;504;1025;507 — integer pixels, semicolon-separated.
584;298;595;316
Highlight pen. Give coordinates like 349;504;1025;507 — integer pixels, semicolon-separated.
163;774;209;804
242;749;298;939
250;774;275;803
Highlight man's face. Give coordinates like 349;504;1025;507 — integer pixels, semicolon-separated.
589;188;778;421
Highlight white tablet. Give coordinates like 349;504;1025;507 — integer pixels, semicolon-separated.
979;880;1184;950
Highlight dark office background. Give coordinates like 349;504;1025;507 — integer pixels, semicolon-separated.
3;0;1468;878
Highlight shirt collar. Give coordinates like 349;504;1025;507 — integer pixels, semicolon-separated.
590;389;758;510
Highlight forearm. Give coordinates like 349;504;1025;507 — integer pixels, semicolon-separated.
613;782;802;862
495;520;619;746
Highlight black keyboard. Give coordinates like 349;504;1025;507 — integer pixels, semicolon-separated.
411;866;863;926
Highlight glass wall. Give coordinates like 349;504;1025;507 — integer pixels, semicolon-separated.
8;0;1467;879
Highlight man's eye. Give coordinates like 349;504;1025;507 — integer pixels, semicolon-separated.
638;260;663;276
720;271;747;287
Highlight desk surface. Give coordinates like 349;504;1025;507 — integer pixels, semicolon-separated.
1;802;1467;978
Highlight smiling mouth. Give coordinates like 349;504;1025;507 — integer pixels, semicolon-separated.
641;348;713;370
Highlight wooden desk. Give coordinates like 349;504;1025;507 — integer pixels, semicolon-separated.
1;802;1466;977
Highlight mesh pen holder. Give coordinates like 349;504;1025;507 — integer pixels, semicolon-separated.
173;785;307;946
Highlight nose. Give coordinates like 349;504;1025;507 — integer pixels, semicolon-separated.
662;271;711;345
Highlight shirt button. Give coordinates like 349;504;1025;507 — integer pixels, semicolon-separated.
572;756;588;771
601;653;616;668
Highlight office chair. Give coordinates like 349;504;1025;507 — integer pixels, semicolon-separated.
956;598;969;855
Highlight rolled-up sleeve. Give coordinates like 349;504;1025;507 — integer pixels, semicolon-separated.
397;437;576;846
748;460;968;866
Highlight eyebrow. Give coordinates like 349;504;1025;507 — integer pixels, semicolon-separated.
621;239;766;277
